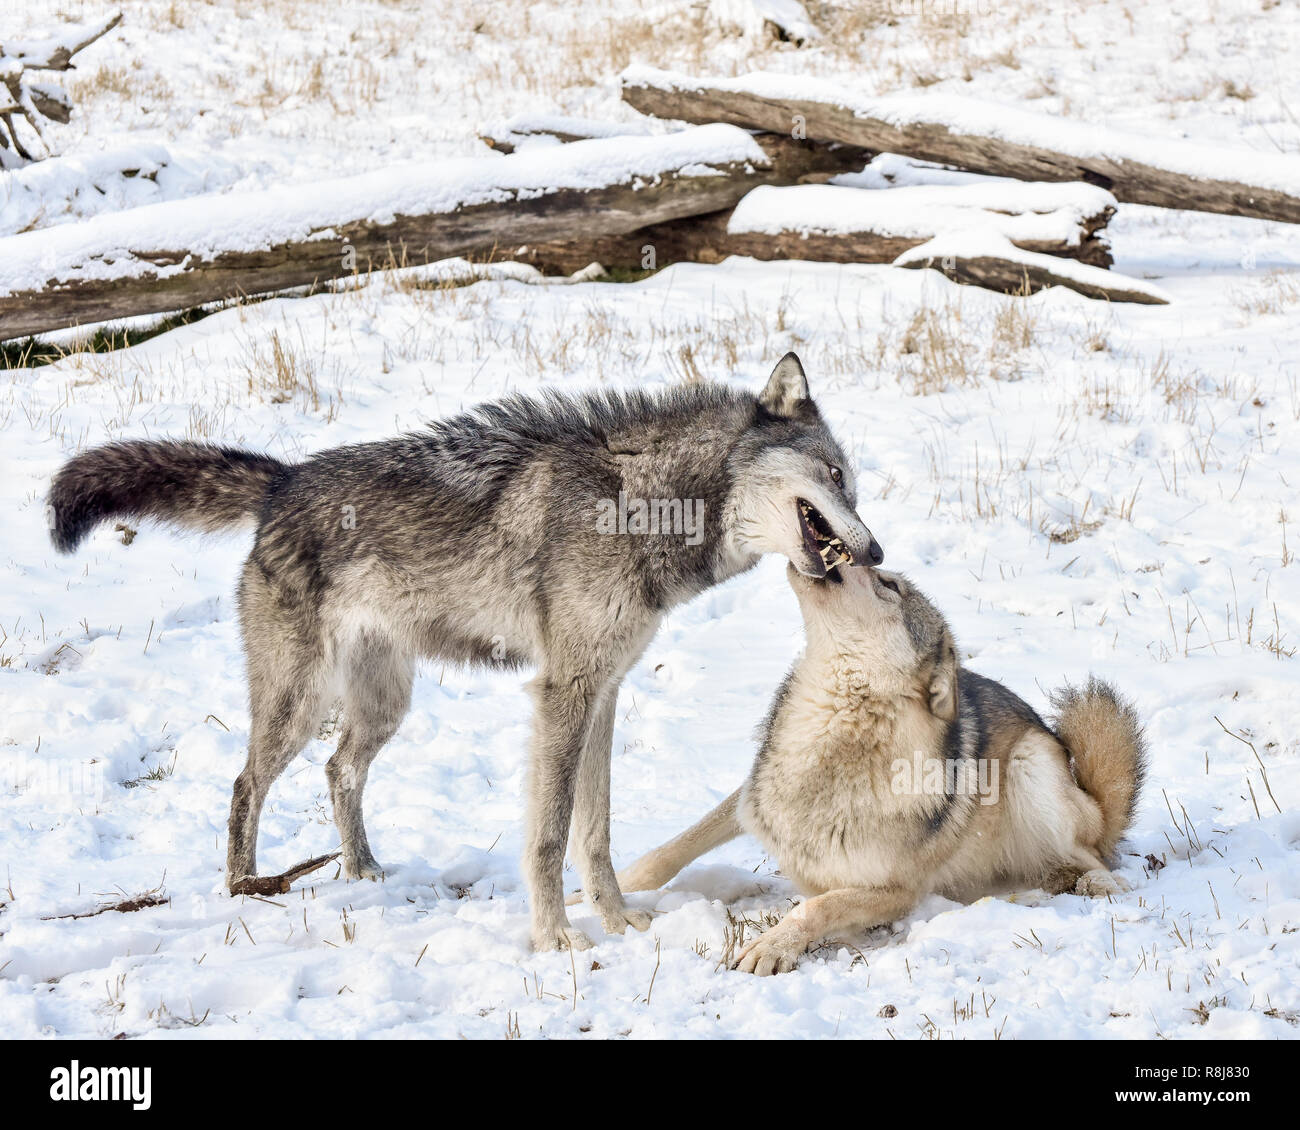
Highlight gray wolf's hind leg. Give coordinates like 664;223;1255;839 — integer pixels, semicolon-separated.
570;683;652;936
327;637;413;881
525;671;603;952
227;654;328;891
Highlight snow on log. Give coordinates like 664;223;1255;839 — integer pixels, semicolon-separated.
894;231;1170;305
480;113;651;154
725;181;1114;265
0;126;866;341
4;12;123;71
506;180;1116;277
621;66;1300;224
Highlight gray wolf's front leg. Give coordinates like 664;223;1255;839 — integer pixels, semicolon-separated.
525;672;601;952
735;885;917;976
565;787;744;908
570;682;652;936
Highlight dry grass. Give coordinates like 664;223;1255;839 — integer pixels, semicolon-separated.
240;327;349;418
869;293;1043;396
1231;272;1300;318
897;304;975;393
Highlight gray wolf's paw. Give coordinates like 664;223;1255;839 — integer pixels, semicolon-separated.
599;906;653;935
344;854;385;882
734;928;806;976
1075;869;1129;897
533;924;595;953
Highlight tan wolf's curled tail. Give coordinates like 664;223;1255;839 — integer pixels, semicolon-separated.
1050;677;1147;859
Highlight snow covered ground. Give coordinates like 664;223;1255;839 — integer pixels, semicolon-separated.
2;0;1300;1039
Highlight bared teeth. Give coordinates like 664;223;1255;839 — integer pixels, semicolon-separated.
800;501;836;543
818;537;853;572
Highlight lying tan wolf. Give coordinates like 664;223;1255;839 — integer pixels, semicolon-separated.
601;562;1146;975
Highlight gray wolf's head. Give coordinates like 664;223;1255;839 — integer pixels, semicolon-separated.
787;562;959;722
727;353;883;579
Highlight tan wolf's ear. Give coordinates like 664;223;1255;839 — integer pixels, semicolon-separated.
929;636;959;722
759;352;810;417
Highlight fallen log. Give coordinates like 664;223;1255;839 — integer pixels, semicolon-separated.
894;232;1170;305
0;126;869;340
622;66;1300;225
25;81;72;125
506;180;1115;276
0;12;121;158
5;12;123;71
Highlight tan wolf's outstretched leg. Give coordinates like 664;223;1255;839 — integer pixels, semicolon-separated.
567;788;743;908
734;885;918;976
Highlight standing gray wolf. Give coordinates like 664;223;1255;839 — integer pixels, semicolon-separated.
46;353;882;952
608;562;1146;974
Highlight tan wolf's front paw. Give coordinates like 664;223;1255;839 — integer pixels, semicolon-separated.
1075;869;1129;897
599;906;653;935
733;930;805;976
533;924;595;952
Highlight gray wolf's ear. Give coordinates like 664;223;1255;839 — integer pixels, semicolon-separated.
929;637;958;723
759;352;810;417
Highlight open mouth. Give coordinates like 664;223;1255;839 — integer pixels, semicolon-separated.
797;498;853;581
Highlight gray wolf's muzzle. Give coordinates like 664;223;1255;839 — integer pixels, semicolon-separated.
798;497;884;574
843;516;884;568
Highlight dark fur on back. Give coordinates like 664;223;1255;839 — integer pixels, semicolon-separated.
243;381;838;619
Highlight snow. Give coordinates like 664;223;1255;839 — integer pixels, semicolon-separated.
0;124;766;295
623;65;1300;197
2;0;1300;1042
728;181;1115;249
0;143;243;236
833;152;1080;191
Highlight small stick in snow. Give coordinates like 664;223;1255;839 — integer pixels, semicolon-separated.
43;888;168;920
228;851;342;896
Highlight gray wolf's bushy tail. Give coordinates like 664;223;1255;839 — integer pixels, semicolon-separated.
48;440;286;553
1050;677;1147;859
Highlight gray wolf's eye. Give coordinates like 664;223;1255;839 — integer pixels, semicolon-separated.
829;466;843;486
